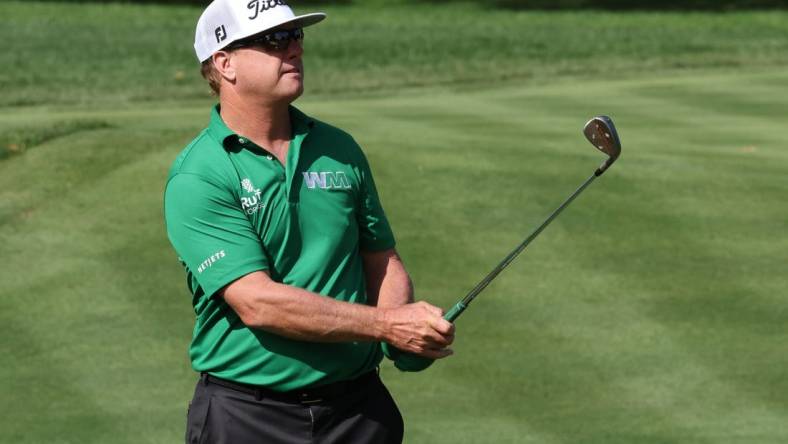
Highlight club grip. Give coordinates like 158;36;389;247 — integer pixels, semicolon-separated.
444;301;467;322
384;301;467;372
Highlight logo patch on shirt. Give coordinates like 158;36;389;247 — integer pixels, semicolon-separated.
198;250;226;274
240;178;265;215
302;172;352;190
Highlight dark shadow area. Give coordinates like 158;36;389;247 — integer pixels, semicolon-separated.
424;0;788;9
19;0;788;8
20;0;788;8
21;0;350;5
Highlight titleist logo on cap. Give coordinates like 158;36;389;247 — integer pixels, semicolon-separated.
248;0;288;20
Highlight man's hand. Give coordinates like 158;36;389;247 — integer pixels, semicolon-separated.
380;302;455;359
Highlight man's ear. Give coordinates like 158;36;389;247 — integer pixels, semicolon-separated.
213;51;236;83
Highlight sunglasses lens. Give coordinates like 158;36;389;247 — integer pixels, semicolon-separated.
266;28;303;49
229;28;303;51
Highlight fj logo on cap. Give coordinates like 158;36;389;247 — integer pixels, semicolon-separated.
248;0;288;20
215;25;227;43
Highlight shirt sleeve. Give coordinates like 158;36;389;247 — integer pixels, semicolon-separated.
164;172;268;298
355;150;396;252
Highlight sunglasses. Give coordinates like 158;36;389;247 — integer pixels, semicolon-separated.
226;28;304;52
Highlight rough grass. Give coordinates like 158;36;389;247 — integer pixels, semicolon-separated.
1;1;788;106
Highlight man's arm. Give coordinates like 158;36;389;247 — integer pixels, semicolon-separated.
361;248;454;361
221;270;454;359
361;248;413;308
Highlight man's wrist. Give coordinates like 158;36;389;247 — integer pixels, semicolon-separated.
373;306;392;343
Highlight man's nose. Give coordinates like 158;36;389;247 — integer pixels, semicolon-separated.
287;39;303;58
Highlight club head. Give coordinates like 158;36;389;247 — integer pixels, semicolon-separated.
583;115;621;176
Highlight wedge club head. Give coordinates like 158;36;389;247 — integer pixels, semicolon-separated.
584;115;622;176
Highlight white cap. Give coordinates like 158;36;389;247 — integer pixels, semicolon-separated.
194;0;326;62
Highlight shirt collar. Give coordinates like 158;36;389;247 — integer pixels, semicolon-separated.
207;104;315;150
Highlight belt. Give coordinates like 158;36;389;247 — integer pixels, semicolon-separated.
201;370;379;404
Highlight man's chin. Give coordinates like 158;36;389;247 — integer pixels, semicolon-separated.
284;85;304;103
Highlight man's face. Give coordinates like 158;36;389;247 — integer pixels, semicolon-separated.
227;28;305;105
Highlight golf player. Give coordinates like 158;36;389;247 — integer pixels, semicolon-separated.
163;1;455;442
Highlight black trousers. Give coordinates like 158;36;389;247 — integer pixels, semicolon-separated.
185;372;404;444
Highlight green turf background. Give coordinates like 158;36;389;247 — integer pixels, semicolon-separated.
1;1;787;443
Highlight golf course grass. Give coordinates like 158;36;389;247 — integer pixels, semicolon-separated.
1;1;787;443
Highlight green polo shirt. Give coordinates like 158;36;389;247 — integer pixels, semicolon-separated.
164;105;395;390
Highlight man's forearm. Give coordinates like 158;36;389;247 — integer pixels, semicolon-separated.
222;269;454;358
223;272;386;343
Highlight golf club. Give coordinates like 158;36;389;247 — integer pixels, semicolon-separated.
389;115;622;371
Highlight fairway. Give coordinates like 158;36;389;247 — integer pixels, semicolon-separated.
3;0;788;442
2;66;787;443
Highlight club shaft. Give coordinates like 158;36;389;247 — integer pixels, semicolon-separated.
445;172;598;322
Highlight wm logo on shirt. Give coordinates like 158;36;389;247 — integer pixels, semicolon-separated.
302;172;352;190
